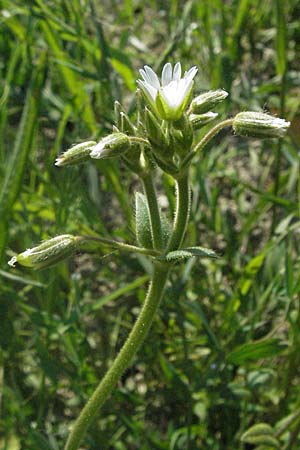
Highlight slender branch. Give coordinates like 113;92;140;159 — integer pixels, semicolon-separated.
64;263;169;450
141;173;163;250
129;136;150;146
81;235;160;257
167;172;190;252
181;118;233;169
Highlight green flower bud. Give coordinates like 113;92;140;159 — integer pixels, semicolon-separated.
8;235;82;270
189;112;218;130
55;141;96;167
233;111;290;138
90;133;130;159
191;89;228;114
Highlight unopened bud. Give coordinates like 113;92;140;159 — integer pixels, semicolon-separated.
233;112;290;139
189;112;218;130
90;133;130;159
55;141;96;166
191;89;228;114
8;235;82;270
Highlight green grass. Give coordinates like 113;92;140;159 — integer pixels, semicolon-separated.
1;1;300;449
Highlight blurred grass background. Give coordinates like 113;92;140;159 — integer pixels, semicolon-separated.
1;0;300;449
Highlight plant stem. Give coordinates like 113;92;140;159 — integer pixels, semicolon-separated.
181;118;233;169
64;262;169;450
141;173;163;250
81;235;160;257
129;136;150;146
167;173;190;252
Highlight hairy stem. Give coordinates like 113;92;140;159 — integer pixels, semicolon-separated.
81;235;160;256
141;173;163;250
181;119;233;169
64;263;169;450
167;173;190;252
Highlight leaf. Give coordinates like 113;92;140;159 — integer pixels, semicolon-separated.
164;246;218;262
241;423;280;448
239;251;266;295
227;339;287;365
275;0;287;76
135;192;153;249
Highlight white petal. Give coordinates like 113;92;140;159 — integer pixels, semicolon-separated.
139;68;150;83
137;79;157;102
160;80;181;109
178;78;193;102
161;63;172;86
184;66;198;82
173;62;181;80
143;65;160;89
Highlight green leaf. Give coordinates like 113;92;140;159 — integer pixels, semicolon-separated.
241;423;280;448
239;251;266;295
227;339;287;365
164;246;218;262
275;0;287;76
135;192;153;249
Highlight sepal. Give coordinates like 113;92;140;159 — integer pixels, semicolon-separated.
90;133;130;159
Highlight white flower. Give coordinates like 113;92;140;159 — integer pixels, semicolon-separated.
137;62;198;121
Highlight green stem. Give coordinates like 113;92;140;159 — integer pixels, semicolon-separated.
181;119;233;169
167;173;190;252
141;174;163;250
129;136;150;146
81;235;160;257
64;263;169;450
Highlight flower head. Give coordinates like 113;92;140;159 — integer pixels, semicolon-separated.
137;62;198;121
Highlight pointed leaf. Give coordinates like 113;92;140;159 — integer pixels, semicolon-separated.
135;192;152;248
164;246;218;262
227;339;287;365
241;423;280;448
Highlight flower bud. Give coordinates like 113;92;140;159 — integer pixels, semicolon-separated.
8;235;82;270
90;133;130;159
55;141;96;167
233;112;290;138
189;112;218;130
191;89;228;114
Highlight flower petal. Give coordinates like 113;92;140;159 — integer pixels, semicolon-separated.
173;62;182;81
161;62;172;86
184;66;198;82
137;79;157;103
143;65;160;89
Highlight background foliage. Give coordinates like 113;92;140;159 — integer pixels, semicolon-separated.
1;0;300;449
